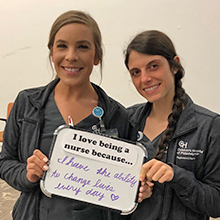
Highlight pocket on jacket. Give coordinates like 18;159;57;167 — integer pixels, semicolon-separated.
19;117;38;159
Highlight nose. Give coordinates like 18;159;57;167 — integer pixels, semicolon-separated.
65;48;78;62
141;71;151;84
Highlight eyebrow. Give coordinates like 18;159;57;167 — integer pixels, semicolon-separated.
147;59;162;66
55;39;67;44
77;40;92;45
129;59;162;71
55;39;92;45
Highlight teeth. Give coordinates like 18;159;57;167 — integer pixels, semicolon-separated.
65;67;80;72
144;85;158;92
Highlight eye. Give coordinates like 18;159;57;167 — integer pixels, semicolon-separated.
79;44;89;50
130;69;141;77
150;64;158;69
57;44;67;49
147;62;160;72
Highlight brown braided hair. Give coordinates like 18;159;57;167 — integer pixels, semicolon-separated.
124;30;186;160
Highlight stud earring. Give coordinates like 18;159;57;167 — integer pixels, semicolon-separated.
174;70;177;74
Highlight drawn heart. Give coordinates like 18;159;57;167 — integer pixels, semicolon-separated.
111;194;119;201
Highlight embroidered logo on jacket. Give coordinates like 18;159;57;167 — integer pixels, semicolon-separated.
177;140;203;161
178;140;188;148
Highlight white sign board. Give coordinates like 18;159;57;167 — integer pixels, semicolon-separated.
40;125;147;215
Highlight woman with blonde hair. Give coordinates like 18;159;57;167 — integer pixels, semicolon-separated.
0;10;131;220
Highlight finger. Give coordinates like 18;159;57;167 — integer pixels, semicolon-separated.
139;159;156;181
33;150;49;170
33;149;49;163
27;157;48;173
141;180;146;186
150;163;174;183
27;154;49;172
151;165;166;182
145;160;163;181
146;180;154;187
157;168;174;183
139;184;148;193
138;192;143;203
26;163;44;182
138;185;153;202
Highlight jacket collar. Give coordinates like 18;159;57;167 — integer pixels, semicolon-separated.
92;83;121;125
129;94;198;138
128;101;152;127
27;78;60;109
26;78;120;125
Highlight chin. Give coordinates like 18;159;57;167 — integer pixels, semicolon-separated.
142;95;160;103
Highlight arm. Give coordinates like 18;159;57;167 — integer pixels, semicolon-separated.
168;116;220;217
140;116;220;217
0;92;48;192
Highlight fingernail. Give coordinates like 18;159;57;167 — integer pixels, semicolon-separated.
43;165;49;171
43;158;48;163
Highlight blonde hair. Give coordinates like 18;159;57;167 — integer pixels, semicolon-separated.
48;10;103;78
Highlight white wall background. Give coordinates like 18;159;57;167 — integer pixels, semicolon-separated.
0;0;220;129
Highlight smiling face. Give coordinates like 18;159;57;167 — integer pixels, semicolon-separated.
51;23;99;88
128;50;176;105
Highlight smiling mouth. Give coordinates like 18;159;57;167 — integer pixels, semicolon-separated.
144;84;160;92
64;67;82;72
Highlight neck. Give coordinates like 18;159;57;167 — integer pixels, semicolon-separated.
54;81;97;102
150;97;174;122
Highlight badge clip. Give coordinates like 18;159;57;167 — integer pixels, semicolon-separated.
92;107;106;132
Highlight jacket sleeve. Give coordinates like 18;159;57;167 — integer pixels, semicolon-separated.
0;92;39;192
168;115;220;218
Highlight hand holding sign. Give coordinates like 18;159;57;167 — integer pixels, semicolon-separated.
27;150;49;183
40;125;147;215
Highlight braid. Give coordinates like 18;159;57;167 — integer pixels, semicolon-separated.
123;30;187;160
155;74;186;160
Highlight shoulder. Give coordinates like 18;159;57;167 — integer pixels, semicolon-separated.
108;96;126;111
17;86;46;99
12;79;59;115
193;103;219;118
187;95;220;120
127;103;146;114
184;95;220;132
92;83;126;112
15;79;59;103
193;104;220;133
127;102;150;123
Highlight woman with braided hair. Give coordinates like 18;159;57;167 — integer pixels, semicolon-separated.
124;30;220;220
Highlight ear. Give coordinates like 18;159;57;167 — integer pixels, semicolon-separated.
50;50;54;63
173;55;180;63
172;55;180;74
94;58;100;66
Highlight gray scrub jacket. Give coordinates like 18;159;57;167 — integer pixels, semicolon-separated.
0;78;130;220
127;95;220;220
